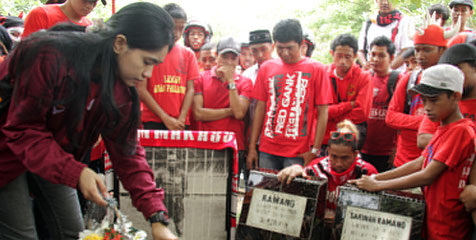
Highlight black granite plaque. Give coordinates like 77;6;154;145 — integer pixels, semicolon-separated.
236;170;327;240
334;185;425;240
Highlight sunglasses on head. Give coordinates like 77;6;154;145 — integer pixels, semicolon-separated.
330;131;356;143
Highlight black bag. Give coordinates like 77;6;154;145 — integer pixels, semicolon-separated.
0;74;12;116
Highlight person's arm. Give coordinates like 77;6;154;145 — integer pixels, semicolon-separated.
350;157;447;192
151;223;177;240
385;74;424;130
299;105;328;166
177;80;195;124
136;78;184;130
346;72;373;124
373;156;424;181
328;101;353;121
417;115;438;149
246;100;266;169
357;50;370;70
192;94;232;121
217;64;250;120
390;48;406;70
460;160;476;212
277;164;309;185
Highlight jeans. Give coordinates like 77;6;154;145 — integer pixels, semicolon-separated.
259;152;304;171
0;173;84;240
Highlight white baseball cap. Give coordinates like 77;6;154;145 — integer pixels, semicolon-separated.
409;64;464;97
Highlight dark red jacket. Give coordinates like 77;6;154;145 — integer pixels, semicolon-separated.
0;51;166;219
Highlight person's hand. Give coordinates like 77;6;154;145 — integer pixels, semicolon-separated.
163;116;185;130
246;148;258;170
297;151;317;166
151;222;177;240
350;101;356;108
216;65;235;83
277;164;307;185
348;175;381;192
78;168;108;206
178;115;186;126
460;185;476;212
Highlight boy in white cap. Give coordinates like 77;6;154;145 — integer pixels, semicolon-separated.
350;64;476;239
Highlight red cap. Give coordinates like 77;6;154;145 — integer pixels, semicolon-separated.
414;24;447;47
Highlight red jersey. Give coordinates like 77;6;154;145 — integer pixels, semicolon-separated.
361;73;400;155
419;98;476;135
0;51;166;219
194;66;252;150
421;119;476;240
386;72;425;167
307;156;377;212
253;57;332;157
141;45;199;125
322;64;373;145
22;4;92;38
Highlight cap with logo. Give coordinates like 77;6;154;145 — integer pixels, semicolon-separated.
409;64;464;97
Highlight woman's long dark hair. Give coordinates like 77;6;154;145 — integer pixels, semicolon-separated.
8;2;174;156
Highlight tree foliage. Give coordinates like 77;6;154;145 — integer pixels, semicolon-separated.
303;0;475;63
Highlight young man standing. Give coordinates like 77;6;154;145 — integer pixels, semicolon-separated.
322;34;372;153
22;0;105;37
447;0;475;46
192;37;252;154
357;0;414;70
351;64;475;239
361;36;400;172
242;29;274;86
238;42;255;73
199;42;217;71
386;24;454;167
247;19;331;171
138;3;199;130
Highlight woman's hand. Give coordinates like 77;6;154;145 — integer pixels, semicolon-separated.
78;167;108;206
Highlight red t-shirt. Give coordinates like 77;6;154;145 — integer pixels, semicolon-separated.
141;45;199;125
194;66;252;150
253;57;332;157
322;64;373;145
22;4;92;38
307;156;377;213
447;31;475;48
419;98;476;135
361;73;400;155
386;72;425;167
421;118;475;240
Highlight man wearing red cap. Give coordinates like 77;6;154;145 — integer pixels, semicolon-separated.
386;24;454;167
22;0;105;37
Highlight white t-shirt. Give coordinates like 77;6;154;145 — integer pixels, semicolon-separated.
358;14;414;60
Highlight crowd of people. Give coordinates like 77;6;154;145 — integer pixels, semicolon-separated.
1;0;476;239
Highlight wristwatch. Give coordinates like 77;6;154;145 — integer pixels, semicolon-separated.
311;147;320;156
227;83;236;90
149;211;169;226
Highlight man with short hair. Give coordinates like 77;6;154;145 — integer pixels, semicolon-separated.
302;29;316;58
199;42;217;71
357;0;414;71
242;30;274;86
429;3;450;27
238;42;255;73
193;37;252;153
22;0;105;37
138;3;199;131
447;0;475;46
321;34;372;154
247;19;331;171
361;36;401;172
386;24;451;167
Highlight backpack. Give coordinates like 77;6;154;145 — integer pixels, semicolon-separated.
403;70;422;114
386;70;400;103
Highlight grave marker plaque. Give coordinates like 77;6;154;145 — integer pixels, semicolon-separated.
236;170;327;240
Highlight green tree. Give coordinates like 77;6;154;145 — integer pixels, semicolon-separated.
303;0;474;64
